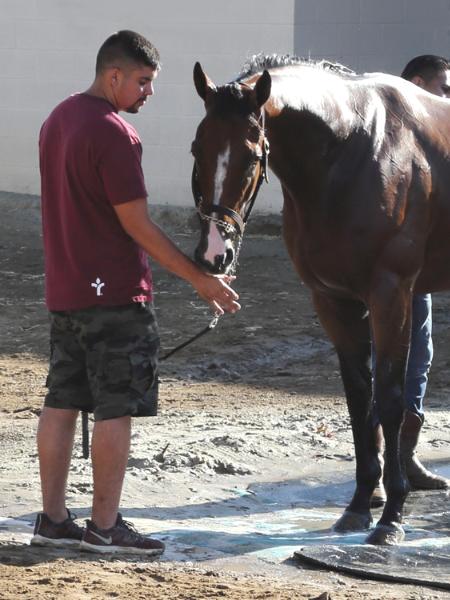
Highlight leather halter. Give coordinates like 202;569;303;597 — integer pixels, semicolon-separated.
191;110;270;238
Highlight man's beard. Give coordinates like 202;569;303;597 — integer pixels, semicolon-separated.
125;97;146;114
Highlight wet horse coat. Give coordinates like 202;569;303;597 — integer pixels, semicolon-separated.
191;56;450;545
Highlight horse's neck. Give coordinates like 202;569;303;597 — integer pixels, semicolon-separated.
263;71;386;196
265;99;340;197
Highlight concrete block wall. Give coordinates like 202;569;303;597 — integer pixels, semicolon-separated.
0;0;449;213
294;0;450;75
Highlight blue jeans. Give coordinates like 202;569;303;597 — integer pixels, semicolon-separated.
404;293;433;417
373;293;433;421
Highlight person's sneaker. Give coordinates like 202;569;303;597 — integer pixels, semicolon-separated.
30;510;84;548
80;513;165;555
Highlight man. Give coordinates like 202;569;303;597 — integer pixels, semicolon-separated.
372;55;450;506
398;55;450;490
32;30;240;554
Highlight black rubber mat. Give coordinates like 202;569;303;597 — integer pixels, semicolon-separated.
294;542;450;590
294;487;450;590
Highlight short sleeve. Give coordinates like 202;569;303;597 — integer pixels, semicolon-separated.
98;120;148;206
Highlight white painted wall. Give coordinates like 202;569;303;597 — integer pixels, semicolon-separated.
0;0;449;213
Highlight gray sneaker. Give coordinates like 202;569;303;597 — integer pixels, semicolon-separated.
80;513;165;555
31;510;84;548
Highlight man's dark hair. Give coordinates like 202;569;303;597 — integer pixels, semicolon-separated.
401;54;449;82
96;30;161;74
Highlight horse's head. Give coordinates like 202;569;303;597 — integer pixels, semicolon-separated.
191;62;271;274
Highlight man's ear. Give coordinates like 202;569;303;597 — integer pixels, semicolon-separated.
110;68;118;86
410;74;425;89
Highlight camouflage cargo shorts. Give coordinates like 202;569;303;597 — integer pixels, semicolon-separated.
45;302;160;420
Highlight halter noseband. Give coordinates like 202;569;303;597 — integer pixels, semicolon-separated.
191;109;270;239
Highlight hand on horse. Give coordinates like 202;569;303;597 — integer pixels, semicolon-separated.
195;273;241;315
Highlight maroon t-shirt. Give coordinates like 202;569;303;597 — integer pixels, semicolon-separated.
40;93;153;311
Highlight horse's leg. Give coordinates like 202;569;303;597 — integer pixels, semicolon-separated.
364;276;412;545
312;292;377;531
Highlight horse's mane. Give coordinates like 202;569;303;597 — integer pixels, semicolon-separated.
214;53;427;143
210;54;357;122
236;53;356;81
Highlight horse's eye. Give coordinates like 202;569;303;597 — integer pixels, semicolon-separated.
248;154;260;168
244;160;258;179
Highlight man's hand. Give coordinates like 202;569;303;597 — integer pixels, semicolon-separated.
193;272;241;315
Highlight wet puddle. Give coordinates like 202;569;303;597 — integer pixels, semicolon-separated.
1;462;449;588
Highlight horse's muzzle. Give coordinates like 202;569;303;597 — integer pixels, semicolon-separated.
194;243;235;275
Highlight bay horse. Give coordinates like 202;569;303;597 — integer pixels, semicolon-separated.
191;54;450;545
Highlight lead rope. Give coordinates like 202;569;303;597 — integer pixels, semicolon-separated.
159;313;220;361
82;411;89;459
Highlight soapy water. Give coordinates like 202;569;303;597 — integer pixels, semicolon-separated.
1;462;448;588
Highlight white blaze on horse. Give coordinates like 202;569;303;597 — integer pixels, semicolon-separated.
191;54;450;546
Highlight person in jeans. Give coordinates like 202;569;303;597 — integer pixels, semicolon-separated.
372;55;450;506
32;30;240;554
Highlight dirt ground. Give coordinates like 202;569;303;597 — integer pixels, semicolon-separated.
0;194;449;599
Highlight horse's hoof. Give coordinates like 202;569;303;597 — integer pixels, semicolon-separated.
333;510;372;532
365;522;405;546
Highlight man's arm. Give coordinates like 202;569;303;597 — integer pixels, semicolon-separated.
114;198;240;314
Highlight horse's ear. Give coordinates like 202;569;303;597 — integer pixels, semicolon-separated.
193;62;217;102
254;70;271;108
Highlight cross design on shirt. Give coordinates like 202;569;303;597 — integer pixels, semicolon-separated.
91;277;105;296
